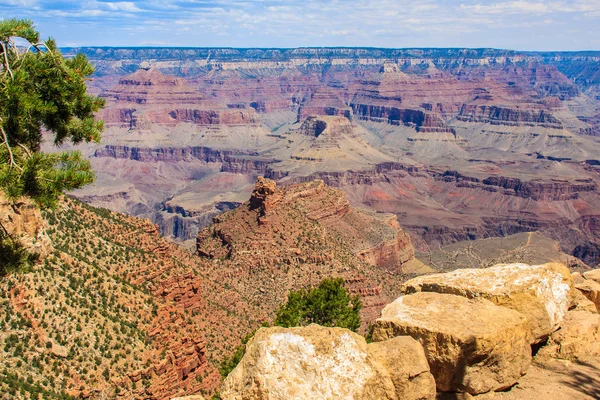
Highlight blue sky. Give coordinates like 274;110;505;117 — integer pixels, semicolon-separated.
1;0;600;50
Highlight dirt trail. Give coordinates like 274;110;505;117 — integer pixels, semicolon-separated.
495;357;599;399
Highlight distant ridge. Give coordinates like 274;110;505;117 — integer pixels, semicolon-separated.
62;46;600;62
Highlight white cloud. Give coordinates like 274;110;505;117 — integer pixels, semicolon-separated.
460;1;550;14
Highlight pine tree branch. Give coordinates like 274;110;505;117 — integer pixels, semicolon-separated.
8;38;20;61
0;41;13;78
17;143;32;158
0;121;22;171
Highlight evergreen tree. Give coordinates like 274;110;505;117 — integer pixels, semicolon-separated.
0;19;104;273
274;277;362;332
0;18;104;207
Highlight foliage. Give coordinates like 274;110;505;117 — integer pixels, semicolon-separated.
274;277;362;332
0;18;104;207
218;278;362;380
0;226;37;276
0;18;103;272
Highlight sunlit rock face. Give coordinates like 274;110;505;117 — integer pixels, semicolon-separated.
401;262;575;342
221;324;436;400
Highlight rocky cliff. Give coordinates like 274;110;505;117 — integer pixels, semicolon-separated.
197;177;426;325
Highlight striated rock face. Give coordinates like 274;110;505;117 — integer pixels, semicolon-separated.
479;176;596;201
457;105;563;128
198;178;419;273
298;88;352;122
197;178;421;327
401;263;574;342
372;292;531;395
299;115;354;138
95;145;258;163
249;176;277;212
0;191;51;260
351;104;455;133
101;68;203;105
167;108;260;126
221;324;435;400
99;68;265;132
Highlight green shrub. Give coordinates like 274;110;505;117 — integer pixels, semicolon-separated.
274;277;361;332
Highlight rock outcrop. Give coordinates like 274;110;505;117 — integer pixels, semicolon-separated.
372;292;531;395
220;324;435;400
196;178;422;327
401;263;574;342
0;191;51;260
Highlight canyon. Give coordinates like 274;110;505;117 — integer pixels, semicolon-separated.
59;47;600;266
0;176;424;398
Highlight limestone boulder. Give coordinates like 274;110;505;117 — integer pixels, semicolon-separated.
221;324;435;400
575;279;600;313
538;310;600;360
372;292;531;395
402;263;574;342
571;288;598;313
583;269;600;284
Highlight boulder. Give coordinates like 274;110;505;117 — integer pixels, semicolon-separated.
575;280;600;313
402;263;574;342
51;343;68;358
583;269;600;284
538;310;600;360
367;336;436;400
221;324;435;400
571;288;598;313
372;292;531;395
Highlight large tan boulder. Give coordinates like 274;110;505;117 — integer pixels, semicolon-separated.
537;310;600;360
372;292;531;395
221;324;435;400
402;263;574;342
583;269;600;283
575;279;600;313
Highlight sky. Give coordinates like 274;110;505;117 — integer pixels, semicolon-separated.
1;0;600;50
